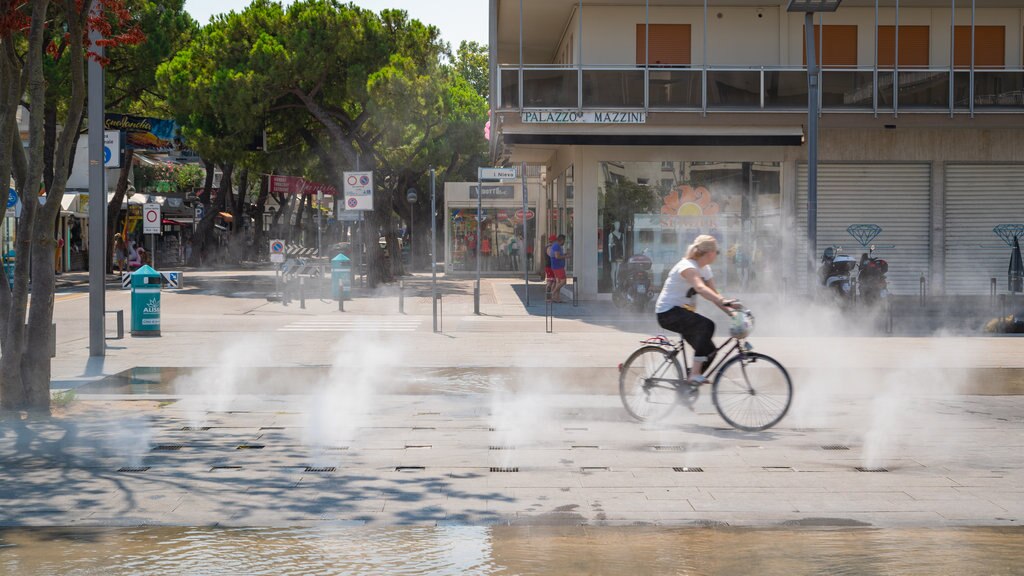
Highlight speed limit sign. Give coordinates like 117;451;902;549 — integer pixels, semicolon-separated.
143;203;161;234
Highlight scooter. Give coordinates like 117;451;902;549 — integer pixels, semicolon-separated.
857;245;889;305
613;253;654;312
818;246;857;301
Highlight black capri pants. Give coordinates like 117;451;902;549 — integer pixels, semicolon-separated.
657;306;717;372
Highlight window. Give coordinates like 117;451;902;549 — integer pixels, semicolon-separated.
954;26;1005;68
636;24;692;66
803;25;858;67
878;26;929;67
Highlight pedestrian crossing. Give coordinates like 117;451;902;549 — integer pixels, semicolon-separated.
278;318;421;332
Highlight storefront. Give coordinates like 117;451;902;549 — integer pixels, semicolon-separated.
58;192;91;273
444;181;539;275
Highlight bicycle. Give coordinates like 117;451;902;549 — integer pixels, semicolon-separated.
618;310;793;431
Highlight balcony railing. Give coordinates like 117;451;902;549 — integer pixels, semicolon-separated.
498;65;1024;114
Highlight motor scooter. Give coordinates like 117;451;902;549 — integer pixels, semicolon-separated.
613;253;654;312
818;246;856;302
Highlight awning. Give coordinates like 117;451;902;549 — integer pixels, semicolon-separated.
218;211;234;222
500;124;804;147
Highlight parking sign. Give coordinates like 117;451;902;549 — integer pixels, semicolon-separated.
343;171;373;211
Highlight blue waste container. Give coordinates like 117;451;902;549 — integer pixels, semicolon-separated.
130;265;162;337
331;253;353;300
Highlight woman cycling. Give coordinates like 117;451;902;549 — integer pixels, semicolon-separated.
654;235;741;385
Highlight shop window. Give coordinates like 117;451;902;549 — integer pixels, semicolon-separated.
878;26;929;68
954;26;1005;68
803;25;858;67
636;24;692;66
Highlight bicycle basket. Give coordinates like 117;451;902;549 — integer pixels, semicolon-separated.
729;310;755;339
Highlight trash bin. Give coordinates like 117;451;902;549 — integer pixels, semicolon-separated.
331;253;353;300
130;265;162;337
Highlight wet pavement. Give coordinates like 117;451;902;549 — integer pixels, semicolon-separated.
2;525;1022;575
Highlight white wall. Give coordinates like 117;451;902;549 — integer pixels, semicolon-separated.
555;5;1023;68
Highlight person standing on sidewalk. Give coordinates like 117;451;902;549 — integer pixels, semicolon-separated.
548;234;568;303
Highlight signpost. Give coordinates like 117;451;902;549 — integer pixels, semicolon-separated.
344;170;372;291
476;166;519;314
407;188;418;271
269;239;286;263
430;168;438;332
143;203;160;269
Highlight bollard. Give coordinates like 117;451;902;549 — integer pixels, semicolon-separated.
919;274;926;306
886;300;894;335
338;278;345;312
300;277;306;310
991;277;998;306
1000;294;1007;333
545;299;554;333
572;276;579;307
436;292;444;333
399;280;405;314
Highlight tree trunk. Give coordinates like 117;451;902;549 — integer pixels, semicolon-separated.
229;167;248;263
293;193;309;245
106;148;135;273
192;163;231;266
252;175;270;259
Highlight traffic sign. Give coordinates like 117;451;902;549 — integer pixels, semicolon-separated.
195;204;205;221
104;131;121;168
143;203;161;234
478;167;518;181
344;171;373;211
7;188;17;209
270;239;286;255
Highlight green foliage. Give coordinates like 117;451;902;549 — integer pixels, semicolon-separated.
454;41;489;101
134;162;204;193
50;389;76;409
602;179;660;227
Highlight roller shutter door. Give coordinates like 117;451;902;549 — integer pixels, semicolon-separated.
944;164;1024;295
796;164;931;294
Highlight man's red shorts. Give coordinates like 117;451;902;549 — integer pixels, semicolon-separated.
552;268;566;280
545;267;554;280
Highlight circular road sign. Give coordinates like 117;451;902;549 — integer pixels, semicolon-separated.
103;146;112;165
7;189;17;209
359;175;370;186
347;198;358;208
407;189;418;204
145;209;158;224
270;240;285;254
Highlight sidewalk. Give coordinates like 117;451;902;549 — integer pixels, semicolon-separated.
1;268;1016;529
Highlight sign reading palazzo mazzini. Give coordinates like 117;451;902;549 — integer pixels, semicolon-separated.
522;111;647;124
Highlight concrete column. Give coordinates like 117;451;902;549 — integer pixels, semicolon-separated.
575;147;599;299
930;160;945;295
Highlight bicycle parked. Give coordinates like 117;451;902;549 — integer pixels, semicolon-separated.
618;309;793;431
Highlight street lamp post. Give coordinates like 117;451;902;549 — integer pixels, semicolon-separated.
787;0;842;293
407;188;418;272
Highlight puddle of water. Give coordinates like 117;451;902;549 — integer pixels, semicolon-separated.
0;526;1021;575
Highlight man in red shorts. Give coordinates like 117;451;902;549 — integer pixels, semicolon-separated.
543;234;555;301
548;234;567;303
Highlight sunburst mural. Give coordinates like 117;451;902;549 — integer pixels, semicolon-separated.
661;184;721;218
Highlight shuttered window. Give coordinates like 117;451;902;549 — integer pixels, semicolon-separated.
803;25;858;67
954;26;1005;68
636;24;692;66
878;26;930;67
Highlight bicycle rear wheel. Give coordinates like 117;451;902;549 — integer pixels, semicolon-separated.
712;352;792;432
619;346;683;422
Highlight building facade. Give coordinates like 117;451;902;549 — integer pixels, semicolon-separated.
489;0;1024;299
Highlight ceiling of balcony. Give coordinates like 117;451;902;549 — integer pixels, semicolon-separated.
496;0;1024;64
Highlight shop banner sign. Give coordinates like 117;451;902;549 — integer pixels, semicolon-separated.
104;114;185;153
344;171;373;211
270;175;339;196
469;185;515;200
522;111;647;124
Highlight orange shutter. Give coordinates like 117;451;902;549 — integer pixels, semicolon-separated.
636;24;692;66
954;26;1005;68
878;26;930;67
803;25;858;67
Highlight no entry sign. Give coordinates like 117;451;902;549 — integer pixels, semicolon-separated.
143;203;161;234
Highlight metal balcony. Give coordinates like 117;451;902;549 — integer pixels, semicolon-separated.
498;65;1024;115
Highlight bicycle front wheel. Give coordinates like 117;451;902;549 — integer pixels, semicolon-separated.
619;346;683;422
712;352;793;432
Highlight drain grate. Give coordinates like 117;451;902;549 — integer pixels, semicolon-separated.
417;412;441;416
673;467;704;473
181;426;211;431
652;445;686;452
236;444;265;450
395;466;425;472
763;466;795;472
856;467;889;473
118;466;150;473
305;466;336;473
581;466;609;472
489;446;516;450
259;427;285;430
326;446;350;451
822;445;850;451
405;444;432;449
488;427;511;433
412;427;436;431
564;427;588;431
152;444;184;451
490;467;519;473
211;465;242;471
572;445;600;449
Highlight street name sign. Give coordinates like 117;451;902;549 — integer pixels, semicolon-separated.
478;167;517;181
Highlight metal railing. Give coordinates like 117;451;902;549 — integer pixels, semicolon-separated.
498;65;1024;115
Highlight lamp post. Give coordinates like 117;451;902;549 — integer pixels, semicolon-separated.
787;0;842;293
407;188;418;271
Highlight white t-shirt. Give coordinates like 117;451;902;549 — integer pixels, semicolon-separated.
655;258;713;313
